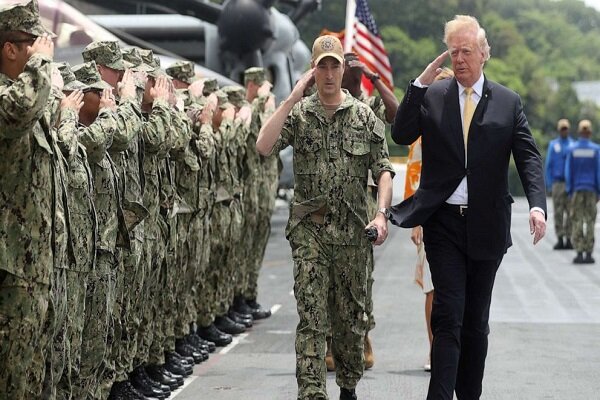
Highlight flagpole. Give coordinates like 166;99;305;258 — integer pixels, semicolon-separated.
344;0;356;52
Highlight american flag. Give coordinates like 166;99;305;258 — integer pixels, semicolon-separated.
344;0;394;94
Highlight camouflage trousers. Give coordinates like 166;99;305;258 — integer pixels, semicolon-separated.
135;220;165;367
203;201;232;325
175;212;195;338
216;199;243;317
236;180;259;298
0;271;49;400
244;170;278;301
289;222;369;400
28;267;68;400
71;251;117;400
552;182;571;238
56;270;89;400
195;196;215;328
116;232;144;375
570;191;598;253
177;198;211;337
148;217;176;365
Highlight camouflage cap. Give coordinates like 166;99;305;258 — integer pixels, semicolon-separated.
82;41;125;71
137;49;164;78
244;67;266;85
222;85;246;108
578;119;592;133
56;61;89;92
557;118;570;131
215;89;229;110
72;61;113;92
201;78;218;96
0;0;55;38
166;61;196;84
121;47;154;73
312;35;344;65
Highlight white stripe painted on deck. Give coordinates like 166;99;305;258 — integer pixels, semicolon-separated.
218;333;248;355
270;304;282;314
170;375;198;399
266;330;293;335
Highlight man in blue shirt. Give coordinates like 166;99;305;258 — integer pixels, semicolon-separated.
545;119;574;249
565;120;600;264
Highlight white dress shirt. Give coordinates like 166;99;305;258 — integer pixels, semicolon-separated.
413;74;545;216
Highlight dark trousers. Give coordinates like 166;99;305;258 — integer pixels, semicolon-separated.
423;207;501;400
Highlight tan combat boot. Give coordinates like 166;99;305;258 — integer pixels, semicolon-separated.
364;334;374;369
325;336;335;371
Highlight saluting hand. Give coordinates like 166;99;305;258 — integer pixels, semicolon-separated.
60;90;84;114
99;89;117;111
188;79;205;99
150;76;170;102
289;68;315;103
417;51;449;86
529;210;546;245
27;33;54;60
118;69;137;101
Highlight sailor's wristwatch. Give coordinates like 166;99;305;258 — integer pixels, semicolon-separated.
377;207;391;220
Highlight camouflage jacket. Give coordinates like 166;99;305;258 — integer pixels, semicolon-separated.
214;119;235;202
141;99;172;222
78;109;128;253
273;90;395;245
56;107;97;272
194;122;217;213
358;92;388;124
0;54;63;284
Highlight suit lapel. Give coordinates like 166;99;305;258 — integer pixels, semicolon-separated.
467;78;492;167
441;78;465;165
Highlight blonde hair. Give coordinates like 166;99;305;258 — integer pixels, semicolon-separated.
443;15;491;61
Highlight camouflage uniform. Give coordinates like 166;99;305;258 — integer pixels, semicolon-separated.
46;64;99;400
271;90;394;399
0;5;63;399
248;93;279;302
136;93;172;368
194;121;218;329
570;191;597;253
207;98;236;324
70;61;127;400
357;92;387;333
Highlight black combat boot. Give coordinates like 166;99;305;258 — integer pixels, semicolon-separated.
175;339;204;363
573;252;585;264
246;298;272;320
130;366;171;398
108;379;152;400
228;309;253;328
215;315;246;335
146;365;181;390
553;237;565;250
340;387;358;400
197;323;233;347
564;237;574;249
584;252;595;263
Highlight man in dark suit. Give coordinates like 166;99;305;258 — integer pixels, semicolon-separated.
389;15;547;400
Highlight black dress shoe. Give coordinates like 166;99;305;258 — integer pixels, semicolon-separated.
130;367;169;399
564;238;574;249
246;299;272;320
146;365;180;391
340;387;358;400
228;310;253;328
197;323;233;346
215;315;246;335
574;252;585;264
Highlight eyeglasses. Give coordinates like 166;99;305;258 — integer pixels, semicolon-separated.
9;37;37;45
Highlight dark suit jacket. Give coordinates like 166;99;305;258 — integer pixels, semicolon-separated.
390;76;547;260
